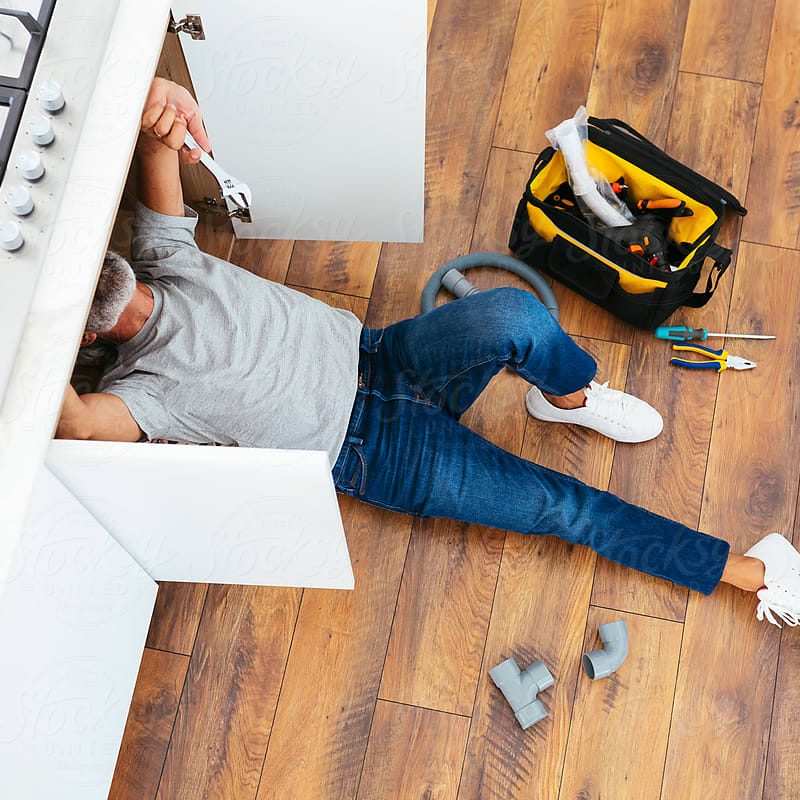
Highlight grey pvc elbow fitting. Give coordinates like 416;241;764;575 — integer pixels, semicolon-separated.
489;657;554;729
582;619;629;680
441;268;480;299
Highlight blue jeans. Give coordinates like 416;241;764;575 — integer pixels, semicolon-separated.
331;288;730;595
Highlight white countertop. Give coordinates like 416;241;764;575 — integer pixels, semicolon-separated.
0;0;171;583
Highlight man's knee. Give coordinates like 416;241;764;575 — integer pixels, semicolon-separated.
487;286;558;341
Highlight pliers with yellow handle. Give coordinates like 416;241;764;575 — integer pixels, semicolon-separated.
670;343;756;372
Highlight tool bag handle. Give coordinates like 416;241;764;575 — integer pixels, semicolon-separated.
590;117;654;146
588;117;747;216
680;244;731;308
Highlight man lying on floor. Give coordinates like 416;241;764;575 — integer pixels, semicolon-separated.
58;77;799;630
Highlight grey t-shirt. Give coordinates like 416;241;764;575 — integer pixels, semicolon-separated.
98;202;362;466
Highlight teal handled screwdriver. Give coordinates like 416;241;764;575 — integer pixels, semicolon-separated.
655;325;776;342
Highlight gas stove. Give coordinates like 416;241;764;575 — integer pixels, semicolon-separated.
0;2;56;182
0;0;123;407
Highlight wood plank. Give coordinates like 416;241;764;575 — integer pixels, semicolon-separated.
661;241;800;800
229;238;294;284
471;147;542;255
146;583;208;655
379;515;505;716
558;609;682;800
256;498;412;800
591;72;761;620
554;0;691;345
762;590;800;799
554;286;637;348
289;286;370;322
367;0;524;327
110;648;188;800
286;241;381;298
377;147;535;717
495;0;604;153
761;485;800;800
741;0;800;249
457;338;628;800
156;584;302;800
586;0;690;149
357;701;470;800
680;0;775;82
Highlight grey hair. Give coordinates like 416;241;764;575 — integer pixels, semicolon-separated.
86;251;136;333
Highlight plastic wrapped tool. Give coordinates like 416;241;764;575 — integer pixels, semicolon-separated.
545;107;634;228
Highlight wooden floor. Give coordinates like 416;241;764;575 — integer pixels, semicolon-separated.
110;1;800;798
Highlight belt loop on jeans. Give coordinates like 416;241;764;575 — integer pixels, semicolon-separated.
346;434;363;446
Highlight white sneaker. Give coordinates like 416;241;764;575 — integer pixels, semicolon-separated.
525;380;663;443
744;533;800;627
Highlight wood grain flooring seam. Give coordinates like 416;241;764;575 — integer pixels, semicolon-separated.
379;696;473;719
740;239;800;254
679;68;766;87
490;144;539;157
285;283;376;303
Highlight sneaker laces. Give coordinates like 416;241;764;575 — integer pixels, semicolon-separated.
583;381;634;426
756;588;800;628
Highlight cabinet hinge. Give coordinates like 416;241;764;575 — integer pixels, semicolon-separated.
168;13;205;40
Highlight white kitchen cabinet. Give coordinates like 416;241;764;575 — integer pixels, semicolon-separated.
47;440;354;588
0;0;426;792
0;466;158;800
172;0;426;242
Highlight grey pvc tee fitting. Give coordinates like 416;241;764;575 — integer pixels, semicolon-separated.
489;657;554;729
582;619;629;680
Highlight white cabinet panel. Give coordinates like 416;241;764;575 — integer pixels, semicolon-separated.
46;440;355;588
0;466;157;800
174;0;426;242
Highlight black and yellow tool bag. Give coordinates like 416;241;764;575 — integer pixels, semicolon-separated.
508;117;747;329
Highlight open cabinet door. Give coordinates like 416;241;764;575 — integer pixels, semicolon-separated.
46;439;355;588
170;0;426;242
0;466;157;800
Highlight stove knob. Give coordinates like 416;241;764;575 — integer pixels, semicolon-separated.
0;221;24;252
37;80;65;113
27;115;55;146
5;186;34;216
17;150;44;181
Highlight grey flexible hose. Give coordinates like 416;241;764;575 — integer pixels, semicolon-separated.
420;252;559;320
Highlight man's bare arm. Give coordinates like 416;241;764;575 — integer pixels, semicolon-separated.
56;384;143;442
136;136;185;217
136;77;211;217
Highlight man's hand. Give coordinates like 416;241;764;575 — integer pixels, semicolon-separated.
139;77;211;164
